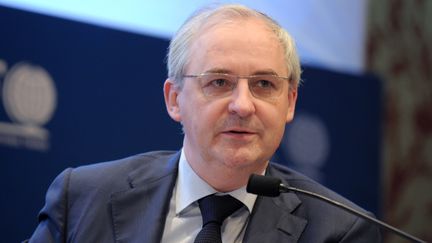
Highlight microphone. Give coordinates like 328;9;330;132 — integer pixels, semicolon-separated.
246;174;426;243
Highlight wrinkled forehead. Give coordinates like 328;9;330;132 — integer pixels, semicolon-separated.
196;14;275;38
186;20;287;78
193;19;283;58
188;17;282;64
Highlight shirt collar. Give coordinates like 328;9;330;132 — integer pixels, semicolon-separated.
175;148;258;215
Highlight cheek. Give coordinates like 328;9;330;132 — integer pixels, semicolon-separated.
180;98;222;133
258;104;288;134
259;100;284;119
196;103;223;126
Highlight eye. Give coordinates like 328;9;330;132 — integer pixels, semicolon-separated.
256;79;274;89
200;74;234;98
211;78;229;87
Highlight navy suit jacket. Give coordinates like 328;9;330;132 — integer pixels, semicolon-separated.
27;151;381;242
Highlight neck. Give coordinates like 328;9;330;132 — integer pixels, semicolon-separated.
184;149;268;192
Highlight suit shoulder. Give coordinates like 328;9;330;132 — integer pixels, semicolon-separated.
67;150;178;193
73;150;177;176
268;163;380;241
269;162;368;212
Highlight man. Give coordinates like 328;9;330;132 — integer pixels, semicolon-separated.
27;4;381;243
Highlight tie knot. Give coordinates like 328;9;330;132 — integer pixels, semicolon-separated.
198;194;243;226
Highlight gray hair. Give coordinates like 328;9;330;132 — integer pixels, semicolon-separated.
167;4;301;89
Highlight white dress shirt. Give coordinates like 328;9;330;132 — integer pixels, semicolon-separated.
161;149;259;243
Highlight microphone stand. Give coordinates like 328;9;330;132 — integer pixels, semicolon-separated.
280;184;426;243
247;174;426;243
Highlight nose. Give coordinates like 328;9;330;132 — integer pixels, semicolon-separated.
227;79;256;117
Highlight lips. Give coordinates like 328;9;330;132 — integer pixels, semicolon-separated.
223;127;254;133
229;130;249;134
221;128;257;137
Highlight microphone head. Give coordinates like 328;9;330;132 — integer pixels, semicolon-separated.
246;174;281;197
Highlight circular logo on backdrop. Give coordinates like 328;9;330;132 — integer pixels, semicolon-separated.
283;113;330;169
0;59;7;75
2;62;57;126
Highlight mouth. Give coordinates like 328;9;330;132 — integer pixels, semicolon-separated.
226;130;252;134
222;128;257;136
219;127;259;143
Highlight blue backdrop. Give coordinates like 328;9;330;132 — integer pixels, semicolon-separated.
0;6;381;242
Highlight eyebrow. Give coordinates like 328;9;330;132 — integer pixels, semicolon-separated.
203;68;232;74
252;69;279;76
203;68;280;76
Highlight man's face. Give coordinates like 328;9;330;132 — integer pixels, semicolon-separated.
165;19;297;175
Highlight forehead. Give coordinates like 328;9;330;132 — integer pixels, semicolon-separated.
187;18;287;75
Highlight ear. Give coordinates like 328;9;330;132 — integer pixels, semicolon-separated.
286;87;298;122
163;79;182;122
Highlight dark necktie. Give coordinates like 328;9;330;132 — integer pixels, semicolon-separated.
194;194;243;243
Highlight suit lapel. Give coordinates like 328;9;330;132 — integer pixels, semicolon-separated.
109;154;308;242
243;165;308;243
110;152;180;243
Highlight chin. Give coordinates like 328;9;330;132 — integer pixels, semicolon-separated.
219;152;266;170
208;144;270;169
